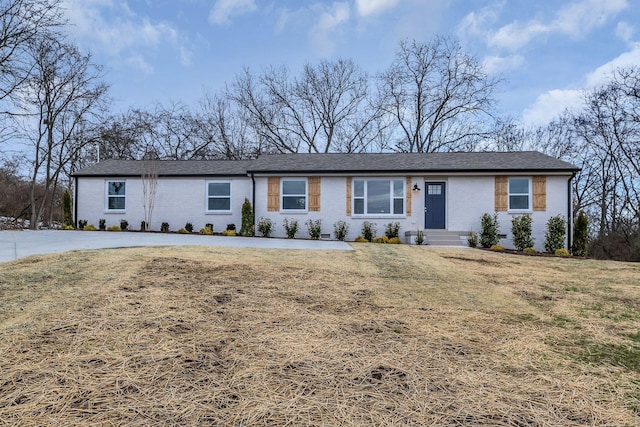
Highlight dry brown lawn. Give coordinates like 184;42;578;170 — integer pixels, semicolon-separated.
0;243;639;426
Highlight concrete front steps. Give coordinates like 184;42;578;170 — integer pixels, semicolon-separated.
424;229;467;246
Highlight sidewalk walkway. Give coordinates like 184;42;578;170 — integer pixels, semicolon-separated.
0;230;353;263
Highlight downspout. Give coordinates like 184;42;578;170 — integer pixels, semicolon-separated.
251;173;256;236
74;175;78;229
567;172;576;251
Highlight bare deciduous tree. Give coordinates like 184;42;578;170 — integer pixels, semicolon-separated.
378;37;499;153
14;38;108;228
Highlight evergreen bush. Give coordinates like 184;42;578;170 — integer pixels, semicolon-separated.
544;215;567;253
240;198;254;236
257;217;273;237
306;219;322;240
572;211;589;256
333;220;349;241
184;222;193;233
62;190;73;227
362;221;377;242
283;218;299;239
120;219;129;231
385;222;400;239
480;213;499;248
511;214;534;251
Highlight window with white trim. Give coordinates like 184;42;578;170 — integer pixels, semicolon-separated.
353;179;404;215
508;177;531;211
282;179;307;211
106;180;126;211
207;181;231;212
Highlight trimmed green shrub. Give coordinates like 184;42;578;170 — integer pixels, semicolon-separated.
333;220;349;241
306;219;322;240
467;231;478;248
283;218;299;239
106;225;121;231
78;219;88;230
120;219;129;231
184;222;193;233
555;248;571;257
83;224;97;231
99;218;106;231
160;222;170;232
226;224;236;231
221;229;237;236
480;213;499;248
544;215;567;253
62;189;73;227
572;211;588;257
240;198;254;237
257;217;273;237
385;222;400;239
362;221;377;242
511;214;534;251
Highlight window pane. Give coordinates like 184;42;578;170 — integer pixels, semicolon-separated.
354;199;364;214
208;182;230;197
108;182;125;196
509;178;529;194
393;198;403;215
367;180;390;214
283;196;306;210
354;180;364;197
208;198;230;211
393;180;403;197
428;185;441;195
108;197;125;210
509;195;529;210
283;180;305;195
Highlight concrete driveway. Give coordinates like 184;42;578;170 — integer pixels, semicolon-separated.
0;230;353;263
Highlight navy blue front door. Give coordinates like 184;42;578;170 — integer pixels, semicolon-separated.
425;182;445;229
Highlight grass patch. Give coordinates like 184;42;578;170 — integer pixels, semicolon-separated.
0;245;639;425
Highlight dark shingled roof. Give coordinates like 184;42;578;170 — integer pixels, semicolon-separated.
73;152;579;177
247;152;579;174
73;159;254;177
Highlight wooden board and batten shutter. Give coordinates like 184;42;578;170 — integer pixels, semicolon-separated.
533;176;546;211
267;177;280;212
346;177;352;216
406;177;412;216
308;177;321;212
495;176;508;212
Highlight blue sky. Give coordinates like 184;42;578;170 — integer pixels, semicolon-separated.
62;0;640;126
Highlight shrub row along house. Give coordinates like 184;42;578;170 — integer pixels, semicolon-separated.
73;152;579;250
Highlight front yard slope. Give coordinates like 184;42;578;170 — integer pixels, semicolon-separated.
1;245;639;425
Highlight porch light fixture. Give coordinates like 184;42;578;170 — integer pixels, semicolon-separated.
412;184;421;192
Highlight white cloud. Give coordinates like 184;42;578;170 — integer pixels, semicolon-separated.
488;0;628;51
483;54;524;74
488;21;548;51
355;0;399;17
616;22;636;42
522;89;583;125
310;2;350;56
552;0;627;38
125;55;154;75
209;0;257;26
522;42;640;125
457;4;501;40
61;0;193;72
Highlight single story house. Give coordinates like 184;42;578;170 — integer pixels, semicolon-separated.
72;151;580;250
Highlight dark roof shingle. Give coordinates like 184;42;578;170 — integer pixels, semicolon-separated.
73;152;579;177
